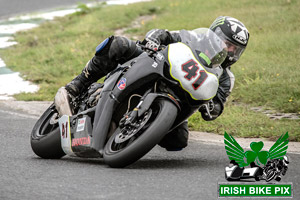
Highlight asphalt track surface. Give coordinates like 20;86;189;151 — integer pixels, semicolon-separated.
0;0;101;19
0;104;299;200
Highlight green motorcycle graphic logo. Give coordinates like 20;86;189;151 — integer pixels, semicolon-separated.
224;132;289;182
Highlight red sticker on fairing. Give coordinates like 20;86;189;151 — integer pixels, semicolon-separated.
72;137;91;147
117;77;126;90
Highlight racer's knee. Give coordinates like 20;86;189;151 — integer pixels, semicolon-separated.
91;36;118;74
158;120;189;151
95;37;112;55
109;36;143;64
93;36;142;73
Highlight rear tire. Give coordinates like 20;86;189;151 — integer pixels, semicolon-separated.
30;104;65;159
103;99;178;168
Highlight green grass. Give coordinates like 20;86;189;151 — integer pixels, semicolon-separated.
0;0;299;140
189;102;300;142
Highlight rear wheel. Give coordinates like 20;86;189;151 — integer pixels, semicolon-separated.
103;99;178;168
30;104;65;159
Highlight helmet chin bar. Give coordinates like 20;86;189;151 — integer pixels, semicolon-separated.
228;57;235;62
227;52;237;62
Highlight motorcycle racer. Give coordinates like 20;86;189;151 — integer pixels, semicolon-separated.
54;16;249;151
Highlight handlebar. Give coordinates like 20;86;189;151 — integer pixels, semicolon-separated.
136;40;166;54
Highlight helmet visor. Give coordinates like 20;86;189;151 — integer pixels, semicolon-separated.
215;27;246;62
224;40;245;62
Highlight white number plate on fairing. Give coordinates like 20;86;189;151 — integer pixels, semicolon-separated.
167;42;219;100
59;115;76;156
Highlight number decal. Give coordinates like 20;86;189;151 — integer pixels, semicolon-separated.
168;42;219;100
192;70;208;90
181;59;199;80
61;122;68;138
181;59;208;90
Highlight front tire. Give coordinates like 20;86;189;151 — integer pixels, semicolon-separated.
265;170;276;182
103;99;178;168
30;104;65;159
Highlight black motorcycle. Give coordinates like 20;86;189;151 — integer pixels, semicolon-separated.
30;28;228;168
263;156;289;182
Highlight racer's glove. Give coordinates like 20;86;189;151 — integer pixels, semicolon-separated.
199;97;224;121
142;37;160;52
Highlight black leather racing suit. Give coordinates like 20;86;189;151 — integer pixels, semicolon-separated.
67;29;234;150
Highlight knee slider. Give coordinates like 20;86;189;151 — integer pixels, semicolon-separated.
95;36;114;55
109;36;138;62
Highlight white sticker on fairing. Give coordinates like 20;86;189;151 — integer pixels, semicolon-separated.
59;115;76;156
168;42;219;100
76;117;86;132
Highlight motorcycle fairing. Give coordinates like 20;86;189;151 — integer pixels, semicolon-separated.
112;53;164;102
91;92;116;152
59;115;101;157
167;42;219;101
90;67;128;152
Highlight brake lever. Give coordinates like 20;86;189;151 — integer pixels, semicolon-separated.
199;103;213;119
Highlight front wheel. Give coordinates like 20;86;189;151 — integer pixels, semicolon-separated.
103;99;178;168
265;170;276;182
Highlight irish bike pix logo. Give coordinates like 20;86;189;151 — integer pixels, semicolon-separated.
218;132;292;198
224;132;289;182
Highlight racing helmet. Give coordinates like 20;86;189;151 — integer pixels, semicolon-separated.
210;16;250;68
283;155;289;166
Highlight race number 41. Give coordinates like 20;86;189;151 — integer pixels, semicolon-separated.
181;59;208;90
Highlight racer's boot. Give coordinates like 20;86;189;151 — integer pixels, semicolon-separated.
65;60;106;97
63;36;117;98
54;87;73;116
54;38;114;116
55;59;107;116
